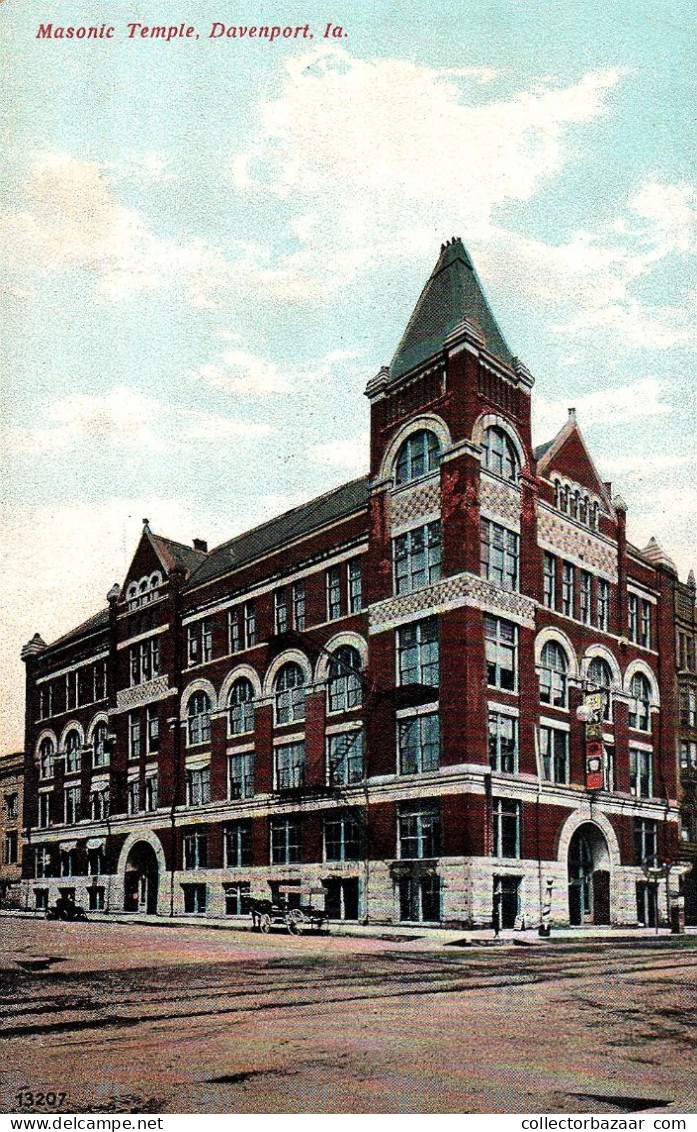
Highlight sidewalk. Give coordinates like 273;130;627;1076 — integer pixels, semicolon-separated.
2;906;696;946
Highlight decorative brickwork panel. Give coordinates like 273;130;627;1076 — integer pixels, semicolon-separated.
479;474;522;529
390;479;441;529
116;676;170;710
538;507;617;578
370;573;537;628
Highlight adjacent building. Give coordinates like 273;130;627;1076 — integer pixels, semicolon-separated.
19;238;685;928
0;751;24;902
675;572;697;923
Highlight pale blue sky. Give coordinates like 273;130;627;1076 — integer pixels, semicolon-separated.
1;0;695;751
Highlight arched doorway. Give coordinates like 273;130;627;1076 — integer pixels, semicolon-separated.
568;823;611;925
124;841;159;914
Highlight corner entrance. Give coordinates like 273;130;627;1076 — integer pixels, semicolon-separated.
568;823;611;925
124;841;159;914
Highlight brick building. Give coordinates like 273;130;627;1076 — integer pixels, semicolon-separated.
19;238;685;927
0;751;24;902
675;572;697;923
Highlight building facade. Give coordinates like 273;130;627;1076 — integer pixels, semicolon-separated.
675;573;697;923
0;751;24;901
19;239;685;928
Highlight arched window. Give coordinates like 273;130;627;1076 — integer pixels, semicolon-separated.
274;663;306;725
328;646;363;713
587;657;613;721
539;641;569;708
93;722;109;768
559;485;569;514
39;737;54;780
579;496;588;525
65;729;81;774
228;677;255;736
188;690;212;746
629;672;652;732
395;430;441;486
481;426;520;482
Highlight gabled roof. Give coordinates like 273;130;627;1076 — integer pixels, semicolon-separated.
187;476;370;590
536;410;612;508
390;237;514;380
49;607;110;649
149;533;208;577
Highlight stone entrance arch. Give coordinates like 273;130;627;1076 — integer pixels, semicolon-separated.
567;822;611;925
117;831;166;915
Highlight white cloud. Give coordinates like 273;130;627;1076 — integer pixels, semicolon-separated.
4;386;272;454
0;153;227;307
308;432;369;473
230;47;621;298
533;377;672;441
191;345;364;396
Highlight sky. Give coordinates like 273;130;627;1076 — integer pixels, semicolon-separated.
0;0;695;753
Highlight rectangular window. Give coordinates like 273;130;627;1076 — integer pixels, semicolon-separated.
326;566;342;620
38;793;52;828
128;712;142;759
183;831;208;870
94;661;106;702
580;571;592;625
275;742;306;790
484;615;517;692
398;712;440;775
186;765;211;807
61;850;76;877
274;588;289;634
398;803;440;859
228;609;240;653
90;789;109;821
492;797;521;858
147;704;159;753
543;552;556;609
325;811;362;862
397;617;439;689
488;711;518;773
348;559;362;613
292;581;306;630
640;602;652;649
34;888;49;911
270;817;302;864
187;625;199;667
182;883;207;913
398;875;440;923
562;562;575;617
630;748;653;798
4;831;18;865
144;775;158;812
244;602;256;649
597;579;610;631
480;519;520;590
539;726;569;785
4;793;18;819
628;594;639;643
65;671;78;711
228;753;254;800
327;730;364;786
679;688;696;728
39;684;54;719
127;779;140;815
680;740;697;770
224;882;251;916
64;785;81;825
394;522;442;595
88;887;105;912
201;619;213;663
224;821;252;868
87;848;104;876
634;818;657;865
35;846;51;878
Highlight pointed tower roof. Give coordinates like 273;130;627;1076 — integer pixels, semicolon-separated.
641;536;677;574
390;237;514;380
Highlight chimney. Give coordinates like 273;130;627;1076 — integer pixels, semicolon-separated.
567;407;577;424
193;538;208;553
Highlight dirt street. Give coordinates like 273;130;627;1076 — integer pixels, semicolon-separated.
1;918;696;1114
